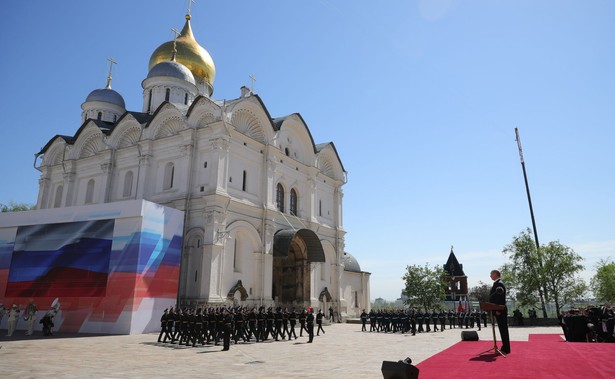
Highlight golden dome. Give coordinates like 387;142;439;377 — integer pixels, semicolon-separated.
148;14;216;86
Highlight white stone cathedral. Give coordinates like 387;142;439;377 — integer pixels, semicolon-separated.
34;12;370;317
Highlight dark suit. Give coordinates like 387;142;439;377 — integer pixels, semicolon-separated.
490;278;510;353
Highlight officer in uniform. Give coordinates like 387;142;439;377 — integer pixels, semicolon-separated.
288;307;298;339
316;309;325;335
360;309;368;332
298;308;307;337
221;308;233;351
306;307;315;343
158;308;168;342
490;269;510;354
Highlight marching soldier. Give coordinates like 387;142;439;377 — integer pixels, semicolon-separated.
298;308;307;337
288;307;298;339
316;309;325;335
306;307;315;343
158;308;168;342
360;309;368;332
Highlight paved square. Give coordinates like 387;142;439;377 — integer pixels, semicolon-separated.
0;324;562;378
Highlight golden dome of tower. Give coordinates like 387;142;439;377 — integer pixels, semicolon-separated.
149;14;215;96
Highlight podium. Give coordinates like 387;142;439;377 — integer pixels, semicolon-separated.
479;302;507;357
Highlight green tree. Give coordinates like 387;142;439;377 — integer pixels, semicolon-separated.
401;263;447;311
502;229;586;317
468;281;491;303
0;201;35;212
502;228;548;317
591;258;615;303
541;241;586;314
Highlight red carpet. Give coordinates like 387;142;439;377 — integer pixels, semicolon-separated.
416;334;615;378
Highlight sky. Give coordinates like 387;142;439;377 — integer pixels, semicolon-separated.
1;0;614;301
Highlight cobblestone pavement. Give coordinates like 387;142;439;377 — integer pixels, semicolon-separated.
0;324;562;378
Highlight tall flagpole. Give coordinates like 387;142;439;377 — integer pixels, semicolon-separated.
514;128;547;318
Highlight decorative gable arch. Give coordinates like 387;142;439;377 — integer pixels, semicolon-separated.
276;114;317;166
316;143;346;182
187;96;219;128
41;139;67;167
143;103;186;140
69;124;106;160
107;115;143;149
227;97;275;144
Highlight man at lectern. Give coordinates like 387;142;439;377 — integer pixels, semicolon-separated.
490;270;510;354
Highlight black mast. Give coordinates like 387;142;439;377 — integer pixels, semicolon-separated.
514;128;548;318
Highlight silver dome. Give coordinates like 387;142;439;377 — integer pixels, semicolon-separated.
85;88;126;108
147;61;195;84
343;252;362;273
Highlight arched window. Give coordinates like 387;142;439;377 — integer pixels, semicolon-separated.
285;147;290;156
147;89;152;112
290;188;298;216
242;170;247;191
184;93;189;105
319;199;322;217
123;171;133;197
97;112;102;120
163;162;175;190
165;88;170;102
53;185;63;208
85;179;95;204
233;238;241;273
276;183;285;212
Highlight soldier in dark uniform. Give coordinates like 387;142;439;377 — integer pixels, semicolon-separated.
247;307;258;342
481;311;488;327
158;308;169;342
306;307;315;343
208;307;217;344
431;310;439;332
288;307;298;339
282;308;290;339
425;311;431;332
439;310;446;331
221;308;233;351
298;308;307;337
193;308;205;346
448;310;455;329
410;309;417;335
316;309;325;335
274;307;284;341
490;269;510;354
234;307;245;344
257;306;267;341
266;307;275;340
369;310;376;332
416;310;424;333
360;309;368;332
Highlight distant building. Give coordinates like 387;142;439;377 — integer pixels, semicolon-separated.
443;247;467;302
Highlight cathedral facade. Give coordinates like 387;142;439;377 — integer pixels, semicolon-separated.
33;13;369;317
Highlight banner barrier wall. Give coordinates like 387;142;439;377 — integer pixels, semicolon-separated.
0;200;183;334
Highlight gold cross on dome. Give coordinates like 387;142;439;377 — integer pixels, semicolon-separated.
106;57;117;89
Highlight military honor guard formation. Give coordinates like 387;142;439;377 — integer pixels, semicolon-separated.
156;305;326;351
359;308;488;335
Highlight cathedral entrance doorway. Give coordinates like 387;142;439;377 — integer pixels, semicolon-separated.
272;228;325;306
272;240;309;304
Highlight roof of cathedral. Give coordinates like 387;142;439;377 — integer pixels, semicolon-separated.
84;87;126;109
148;14;215;87
444;248;466;276
147;60;196;84
343;252;362;273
